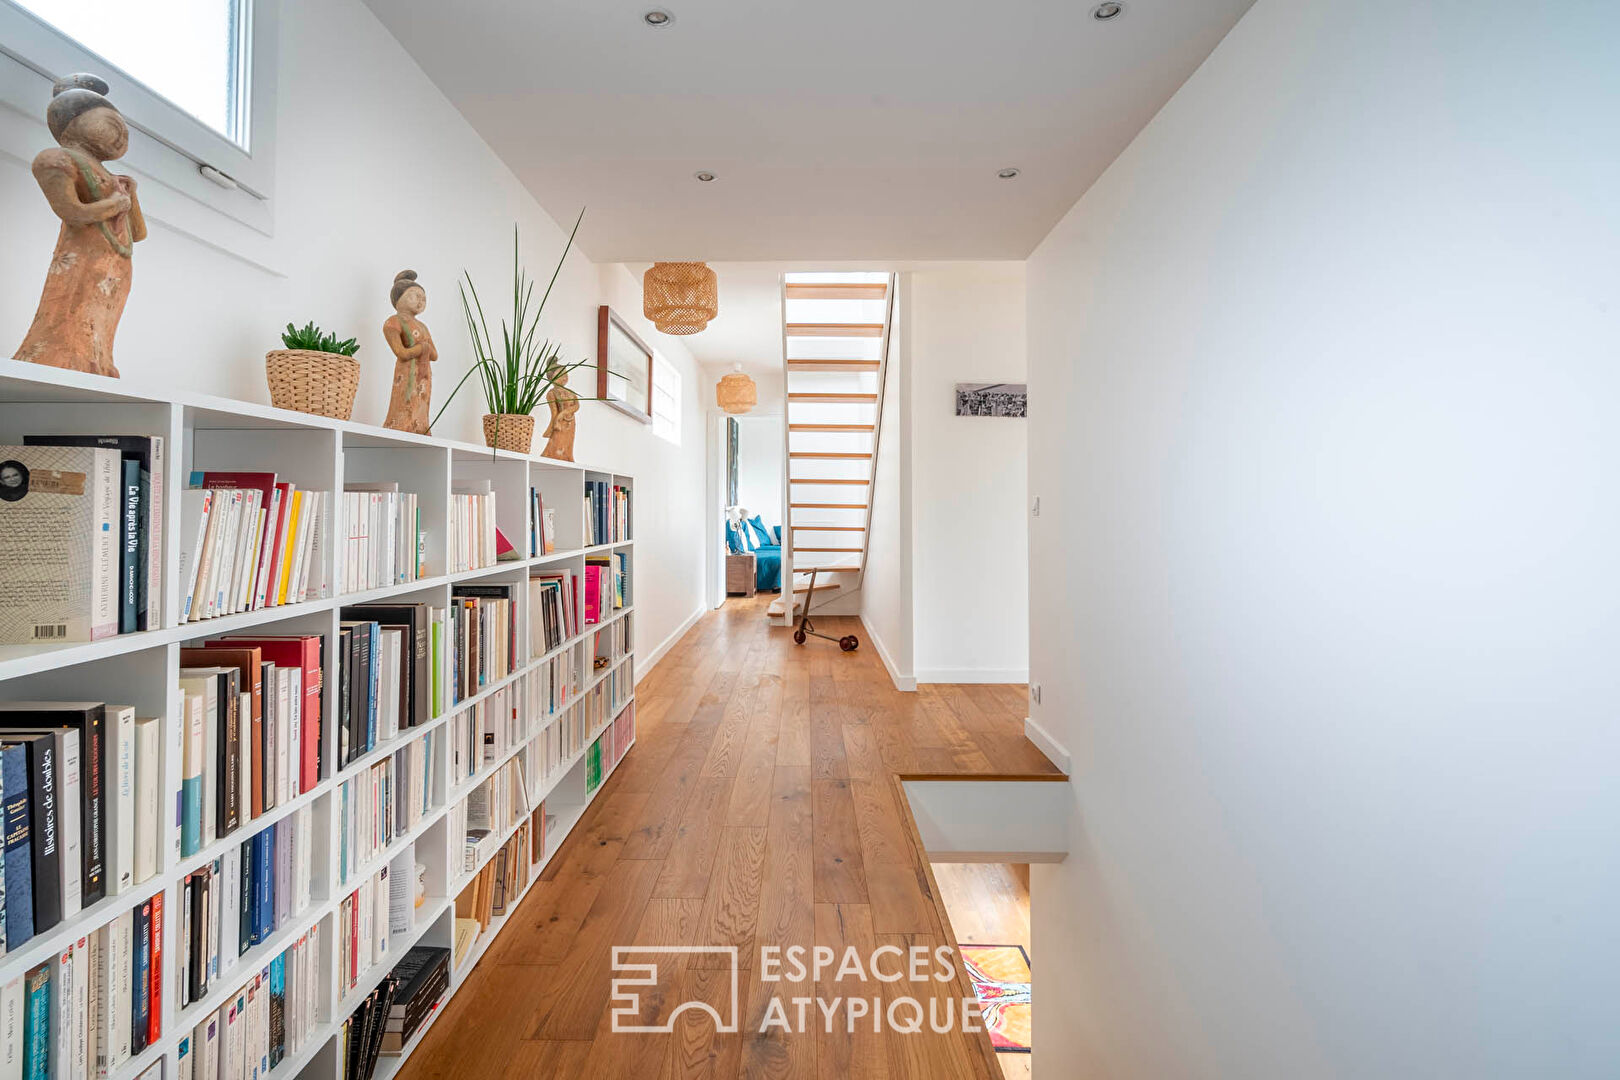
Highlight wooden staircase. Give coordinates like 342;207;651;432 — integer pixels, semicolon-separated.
767;272;896;621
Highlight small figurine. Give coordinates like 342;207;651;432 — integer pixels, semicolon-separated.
13;74;146;377
541;365;580;461
382;270;438;434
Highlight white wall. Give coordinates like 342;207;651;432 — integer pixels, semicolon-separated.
860;265;1029;685
0;0;707;668
1027;1;1620;1076
733;415;783;528
908;264;1027;682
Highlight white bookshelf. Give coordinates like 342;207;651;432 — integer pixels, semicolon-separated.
0;359;638;1080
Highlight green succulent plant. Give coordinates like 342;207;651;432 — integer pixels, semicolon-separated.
281;321;359;357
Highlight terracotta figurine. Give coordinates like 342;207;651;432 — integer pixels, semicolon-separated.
382;270;438;433
541;365;580;461
13;74;146;377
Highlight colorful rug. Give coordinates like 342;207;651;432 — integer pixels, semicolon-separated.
959;944;1032;1053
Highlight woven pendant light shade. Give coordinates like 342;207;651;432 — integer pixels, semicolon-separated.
716;367;757;415
644;261;718;335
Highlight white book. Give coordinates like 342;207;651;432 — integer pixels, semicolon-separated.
218;490;245;618
102;705;136;896
178;488;213;623
71;937;88;1080
251;485;281;611
100;915;131;1074
285;668;302;803
176;1035;194;1080
0;445;120;643
180;672;222;845
303;492;328;601
196;1011;221;1080
220;845;239;977
56;729;83;918
381;629;402;742
190;489;225;621
224;992;245;1080
374;865;390;962
224;491;255;615
50;948;72;1080
132;716;161;882
0;976;22;1080
85;931;100;1079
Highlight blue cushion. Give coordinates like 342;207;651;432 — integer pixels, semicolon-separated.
725;523;744;554
747;515;773;547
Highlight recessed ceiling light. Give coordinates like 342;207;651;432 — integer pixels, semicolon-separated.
1092;2;1123;19
997;167;1021;179
694;171;716;182
643;9;674;27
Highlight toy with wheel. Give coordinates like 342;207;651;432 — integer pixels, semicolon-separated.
790;569;859;652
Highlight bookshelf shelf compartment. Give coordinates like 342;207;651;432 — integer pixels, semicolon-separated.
0;358;644;1080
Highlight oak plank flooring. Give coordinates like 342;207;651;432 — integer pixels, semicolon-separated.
398;595;1059;1080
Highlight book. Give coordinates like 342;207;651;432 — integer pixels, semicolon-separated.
22;964;48;1080
148;890;164;1046
132;716;160;885
0;703;107;908
339;605;431;730
27;436;166;632
0;445;121;643
213;636;323;792
1;974;23;1080
0;735;60;934
0;745;33;950
130;899;151;1054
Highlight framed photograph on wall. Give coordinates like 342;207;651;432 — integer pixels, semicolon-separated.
598;306;654;424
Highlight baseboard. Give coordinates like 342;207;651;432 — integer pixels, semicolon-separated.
859;614;916;692
1023;715;1072;774
638;604;706;683
913;668;1029;685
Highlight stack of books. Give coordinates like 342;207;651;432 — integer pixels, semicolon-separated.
588;614;631;672
180;472;332;622
524;651;579;721
5;887;165;1078
339;972;395;1080
341;485;424;592
582;480;630;545
378;946;449;1056
454;817;531;948
527;572;577;656
582;553;627;626
448;585;517;701
448;685;521;790
177;806;313;1010
0;437;164;642
178;925;320;1080
448;483;496;574
0;702;164;943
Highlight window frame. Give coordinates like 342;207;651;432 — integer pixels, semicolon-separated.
651;352;682;445
0;0;278;224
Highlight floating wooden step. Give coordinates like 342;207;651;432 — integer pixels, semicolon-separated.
789;451;873;460
785;359;881;373
789;424;875;433
790;525;866;531
790;502;868;509
793;546;863;553
792;564;863;573
788;392;878;403
785;323;885;338
784;283;889;300
788;477;870;485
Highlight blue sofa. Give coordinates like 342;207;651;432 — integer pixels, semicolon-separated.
727;519;783;591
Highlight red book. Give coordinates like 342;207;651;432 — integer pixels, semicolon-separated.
583;564;601;625
262;482;294;607
148;890;164;1044
213;634;324;789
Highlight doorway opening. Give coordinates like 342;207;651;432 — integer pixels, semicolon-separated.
934;862;1033;1078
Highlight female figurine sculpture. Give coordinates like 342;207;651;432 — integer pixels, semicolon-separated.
13;74;146;377
541;365;580;461
382;270;438;434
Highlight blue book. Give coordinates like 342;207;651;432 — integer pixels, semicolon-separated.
255;829;273;944
239;837;253;956
23;964;49;1080
131;900;152;1053
0;744;34;948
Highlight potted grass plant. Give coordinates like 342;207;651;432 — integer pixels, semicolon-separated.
433;210;606;454
266;321;361;419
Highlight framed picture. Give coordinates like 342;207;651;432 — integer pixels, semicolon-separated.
955;382;1028;417
598;306;653;424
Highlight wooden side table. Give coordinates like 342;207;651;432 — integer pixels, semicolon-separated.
726;552;757;596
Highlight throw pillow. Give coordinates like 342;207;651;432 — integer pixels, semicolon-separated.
747;515;774;548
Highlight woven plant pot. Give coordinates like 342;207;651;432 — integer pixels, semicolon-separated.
265;350;360;420
482;413;535;453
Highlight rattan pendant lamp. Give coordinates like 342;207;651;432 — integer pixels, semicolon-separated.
643;261;718;335
716;365;757;414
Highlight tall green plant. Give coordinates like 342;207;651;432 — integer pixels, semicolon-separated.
432;210;610;431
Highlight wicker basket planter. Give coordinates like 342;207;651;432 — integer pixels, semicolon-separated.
265;349;360;420
482;413;535;453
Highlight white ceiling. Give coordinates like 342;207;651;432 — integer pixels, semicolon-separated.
364;0;1254;263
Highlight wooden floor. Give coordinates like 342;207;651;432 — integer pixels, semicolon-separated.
398;595;1061;1079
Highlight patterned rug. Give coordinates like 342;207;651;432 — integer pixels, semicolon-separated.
959;944;1032;1053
